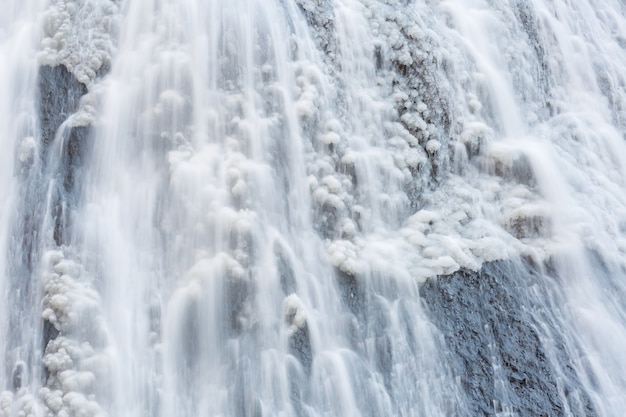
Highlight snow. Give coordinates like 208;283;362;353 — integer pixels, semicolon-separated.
16;136;36;167
40;252;109;417
39;0;119;86
4;0;626;414
284;294;308;334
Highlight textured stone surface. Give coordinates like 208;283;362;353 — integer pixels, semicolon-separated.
420;260;598;417
35;65;94;247
37;65;87;149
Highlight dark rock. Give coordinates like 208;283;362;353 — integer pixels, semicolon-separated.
294;0;337;65
42;318;59;350
505;212;551;239
510;371;527;385
2;64;88;388
513;1;553;115
289;323;313;375
420;260;598;417
226;272;254;335
37;65;88;152
61;125;93;194
373;334;393;390
53;125;94;246
314;200;341;239
374;44;383;71
36;65;92;246
335;268;364;317
274;242;297;295
492;152;537;187
11;362;24;391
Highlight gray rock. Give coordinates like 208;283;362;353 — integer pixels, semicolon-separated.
420;260;598;417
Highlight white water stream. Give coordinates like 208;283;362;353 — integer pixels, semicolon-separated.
2;0;626;416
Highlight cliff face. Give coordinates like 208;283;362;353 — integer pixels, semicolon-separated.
421;259;598;417
2;1;626;416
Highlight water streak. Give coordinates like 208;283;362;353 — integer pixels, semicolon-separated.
1;0;626;416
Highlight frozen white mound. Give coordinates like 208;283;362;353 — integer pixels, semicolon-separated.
65;91;100;128
39;0;120;86
0;392;38;417
309;0;572;283
41;251;109;417
284;294;308;334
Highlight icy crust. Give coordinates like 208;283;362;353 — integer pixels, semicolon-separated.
283;294;307;335
0;392;38;417
293;0;565;282
65;90;101;128
295;33;426;241
148;0;534;289
315;0;626;285
359;0;457;171
326;174;550;282
291;0;458;276
40;251;109;417
40;0;119;86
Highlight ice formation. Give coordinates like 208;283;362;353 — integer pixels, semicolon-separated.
2;0;626;416
40;0;119;86
40;252;109;417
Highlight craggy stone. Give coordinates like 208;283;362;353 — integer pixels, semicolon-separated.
37;65;87;151
420;260;598;417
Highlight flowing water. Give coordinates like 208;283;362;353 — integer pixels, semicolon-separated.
2;0;626;416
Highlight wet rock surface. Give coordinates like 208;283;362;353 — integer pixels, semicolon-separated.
420;260;598;417
37;65;87;150
37;65;93;246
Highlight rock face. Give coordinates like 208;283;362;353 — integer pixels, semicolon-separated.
2;64;89;390
420;260;597;417
37;65;92;245
38;65;88;149
4;1;626;416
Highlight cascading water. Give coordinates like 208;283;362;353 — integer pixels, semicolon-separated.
2;0;626;416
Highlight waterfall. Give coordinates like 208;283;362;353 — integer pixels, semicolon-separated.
2;0;626;416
